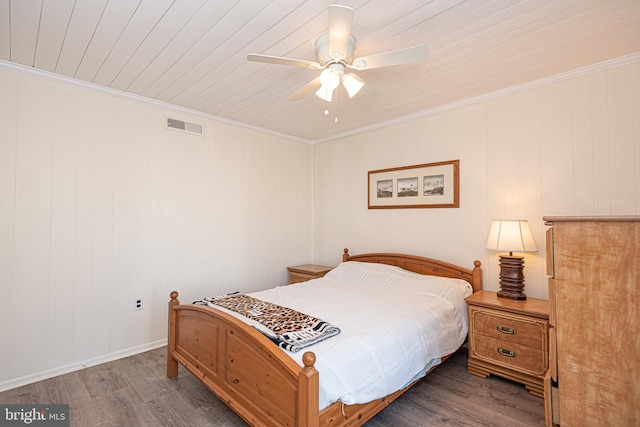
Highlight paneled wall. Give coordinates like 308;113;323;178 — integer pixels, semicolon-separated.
1;57;638;391
313;61;640;299
0;69;313;389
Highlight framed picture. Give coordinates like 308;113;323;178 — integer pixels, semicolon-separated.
368;160;459;209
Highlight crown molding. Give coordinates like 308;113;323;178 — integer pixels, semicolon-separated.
2;52;638;145
311;51;640;144
0;60;311;144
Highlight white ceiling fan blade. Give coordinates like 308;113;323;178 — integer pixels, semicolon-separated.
288;77;322;101
327;5;354;61
348;45;429;70
247;54;323;69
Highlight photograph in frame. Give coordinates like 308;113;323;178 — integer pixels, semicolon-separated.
368;160;459;209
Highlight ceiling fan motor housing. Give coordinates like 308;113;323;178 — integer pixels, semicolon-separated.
315;33;356;66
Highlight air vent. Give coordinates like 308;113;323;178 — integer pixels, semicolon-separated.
166;118;203;135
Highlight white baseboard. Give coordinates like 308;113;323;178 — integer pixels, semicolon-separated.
0;339;168;393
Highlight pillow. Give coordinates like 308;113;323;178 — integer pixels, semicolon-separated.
325;261;472;296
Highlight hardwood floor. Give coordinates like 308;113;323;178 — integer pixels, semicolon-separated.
0;346;544;426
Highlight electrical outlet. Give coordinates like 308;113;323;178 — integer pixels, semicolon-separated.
134;297;143;311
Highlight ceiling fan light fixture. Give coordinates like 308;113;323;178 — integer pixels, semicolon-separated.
319;67;341;90
342;73;364;98
316;66;342;102
315;86;334;102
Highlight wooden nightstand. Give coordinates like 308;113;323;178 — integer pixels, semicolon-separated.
465;290;549;397
287;264;333;284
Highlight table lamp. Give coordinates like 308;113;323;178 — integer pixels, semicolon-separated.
485;220;537;300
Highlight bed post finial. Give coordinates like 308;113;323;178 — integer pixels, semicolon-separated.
472;260;483;292
343;248;350;262
302;351;316;368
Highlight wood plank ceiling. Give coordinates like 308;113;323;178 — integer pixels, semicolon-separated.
1;0;639;143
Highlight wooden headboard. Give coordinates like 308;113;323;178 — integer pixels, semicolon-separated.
342;248;482;293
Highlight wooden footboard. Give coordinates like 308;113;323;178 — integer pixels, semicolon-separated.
167;292;450;427
168;291;319;427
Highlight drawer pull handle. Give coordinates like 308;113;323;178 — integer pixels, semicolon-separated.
498;347;516;357
497;325;515;334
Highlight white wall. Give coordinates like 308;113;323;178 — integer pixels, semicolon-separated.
0;68;313;390
312;60;640;299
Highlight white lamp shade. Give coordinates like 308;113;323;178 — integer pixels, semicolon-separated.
486;220;537;252
341;73;364;98
315;86;334;102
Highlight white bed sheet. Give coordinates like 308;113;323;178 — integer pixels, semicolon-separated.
242;261;473;410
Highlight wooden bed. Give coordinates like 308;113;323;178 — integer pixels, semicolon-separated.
167;249;482;427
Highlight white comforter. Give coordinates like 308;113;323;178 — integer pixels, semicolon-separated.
245;261;473;410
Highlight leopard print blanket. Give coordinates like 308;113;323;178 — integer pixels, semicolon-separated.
195;293;340;353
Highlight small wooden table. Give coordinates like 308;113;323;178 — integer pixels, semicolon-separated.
287;264;333;284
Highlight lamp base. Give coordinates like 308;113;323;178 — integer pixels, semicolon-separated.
497;255;527;300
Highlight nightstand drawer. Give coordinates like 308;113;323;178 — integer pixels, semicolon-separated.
472;310;546;350
472;335;547;376
289;271;318;284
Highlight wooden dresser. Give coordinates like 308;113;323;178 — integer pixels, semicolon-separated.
544;216;640;427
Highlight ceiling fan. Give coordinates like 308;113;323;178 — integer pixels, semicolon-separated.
247;5;429;102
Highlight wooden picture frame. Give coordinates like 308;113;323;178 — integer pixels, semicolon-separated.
368;160;459;209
